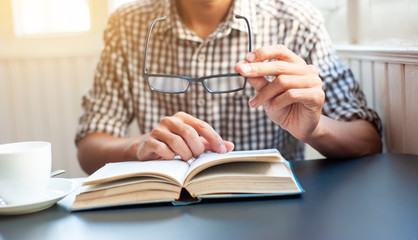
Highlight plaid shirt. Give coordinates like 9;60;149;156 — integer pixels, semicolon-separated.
76;0;381;160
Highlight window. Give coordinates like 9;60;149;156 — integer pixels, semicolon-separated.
310;0;418;46
12;0;91;37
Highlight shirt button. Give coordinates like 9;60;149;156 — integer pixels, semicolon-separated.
197;99;205;106
197;54;205;62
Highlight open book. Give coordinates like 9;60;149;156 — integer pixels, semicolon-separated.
71;149;304;211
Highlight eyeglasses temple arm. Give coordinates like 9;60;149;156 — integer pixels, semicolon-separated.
143;16;167;75
234;14;253;52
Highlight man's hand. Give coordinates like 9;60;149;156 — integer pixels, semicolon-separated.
133;112;234;161
235;44;325;142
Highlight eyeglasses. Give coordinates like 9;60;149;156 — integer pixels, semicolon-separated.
142;14;252;94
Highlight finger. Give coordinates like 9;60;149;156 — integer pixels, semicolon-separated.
249;75;319;108
246;76;269;92
236;60;312;78
246;44;306;65
150;126;194;160
167;121;205;158
139;137;176;160
201;138;235;153
265;88;325;112
174;112;227;154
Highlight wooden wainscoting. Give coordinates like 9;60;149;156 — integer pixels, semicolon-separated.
336;45;418;155
0;54;99;177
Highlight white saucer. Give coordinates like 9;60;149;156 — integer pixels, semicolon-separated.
0;178;79;215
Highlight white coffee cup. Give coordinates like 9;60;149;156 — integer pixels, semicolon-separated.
0;141;52;205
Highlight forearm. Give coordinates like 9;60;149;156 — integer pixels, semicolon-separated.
77;132;145;175
306;115;382;158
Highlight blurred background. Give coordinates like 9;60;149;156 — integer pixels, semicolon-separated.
0;0;417;177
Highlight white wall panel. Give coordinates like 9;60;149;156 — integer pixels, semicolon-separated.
372;62;388;152
0;55;98;177
337;45;418;155
387;63;406;153
360;60;374;109
404;64;418;155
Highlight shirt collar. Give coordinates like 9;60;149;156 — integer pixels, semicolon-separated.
153;0;259;38
230;0;259;35
152;0;174;34
152;0;201;41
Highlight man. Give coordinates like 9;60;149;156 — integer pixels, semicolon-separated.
76;0;382;174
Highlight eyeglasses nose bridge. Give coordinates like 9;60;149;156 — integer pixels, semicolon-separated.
188;78;205;83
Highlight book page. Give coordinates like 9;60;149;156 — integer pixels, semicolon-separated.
183;149;284;183
189;161;291;183
83;160;190;186
80;177;169;193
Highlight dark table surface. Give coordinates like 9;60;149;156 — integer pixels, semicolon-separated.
1;153;417;240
